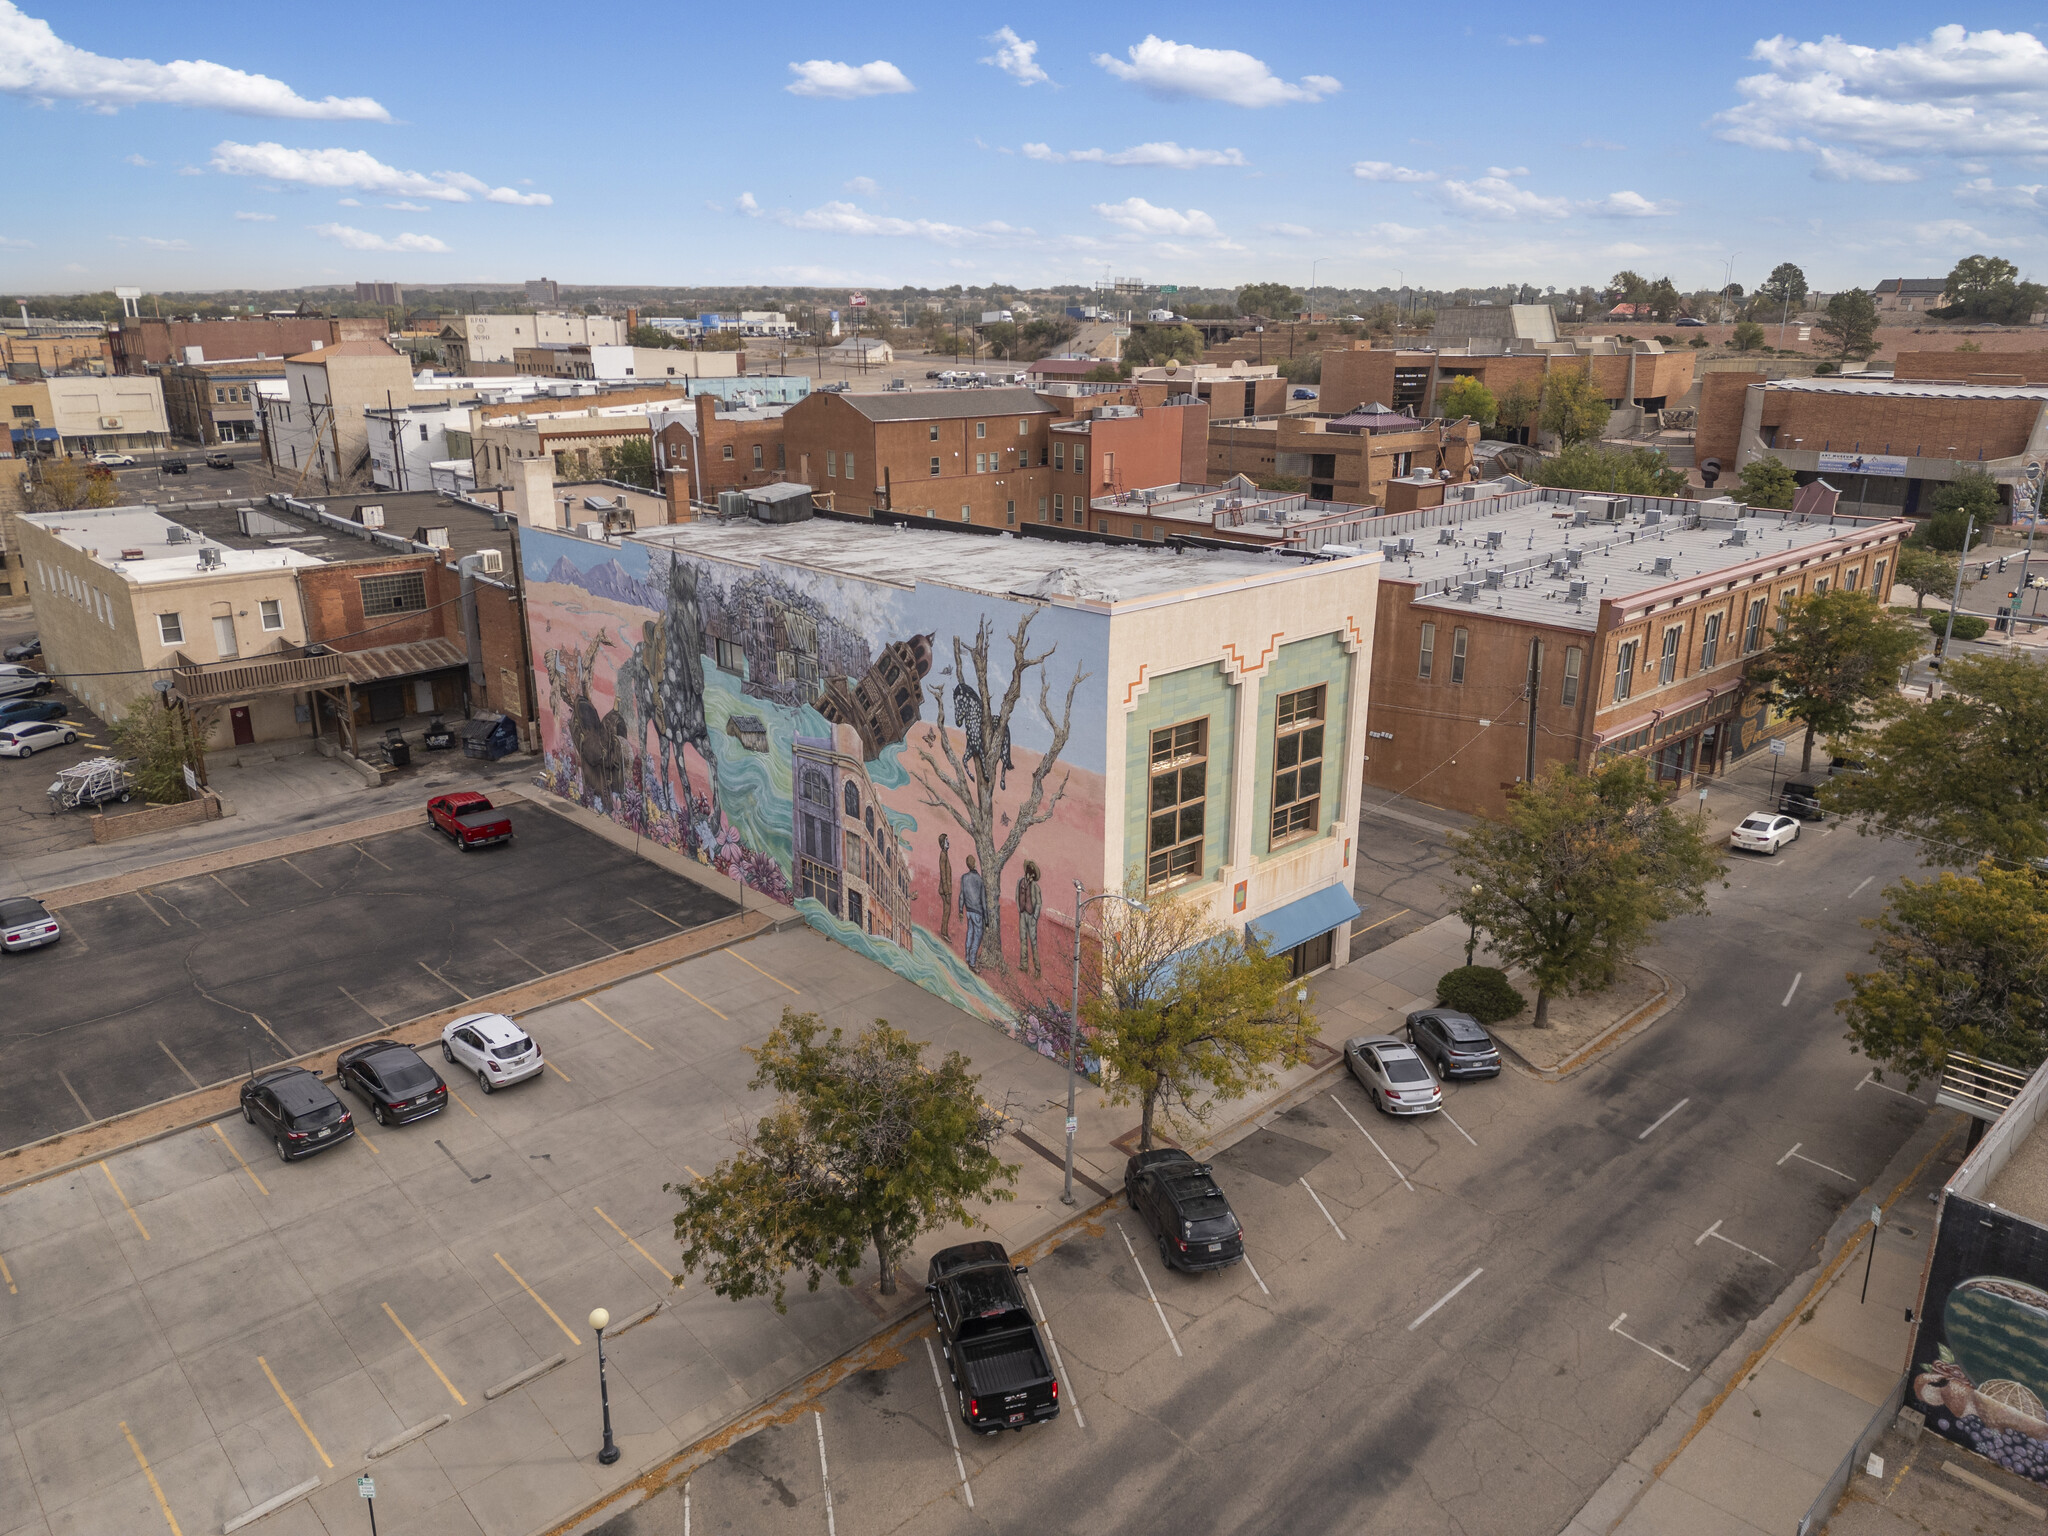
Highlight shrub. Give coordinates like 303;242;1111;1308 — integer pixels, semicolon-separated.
1934;612;1990;642
1435;965;1527;1025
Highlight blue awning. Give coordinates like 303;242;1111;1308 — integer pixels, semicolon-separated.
1247;883;1363;956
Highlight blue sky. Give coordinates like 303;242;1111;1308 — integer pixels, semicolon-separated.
3;3;2046;296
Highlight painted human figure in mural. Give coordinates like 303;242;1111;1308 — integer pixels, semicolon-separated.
959;854;988;971
654;554;719;848
1016;860;1043;978
936;832;953;942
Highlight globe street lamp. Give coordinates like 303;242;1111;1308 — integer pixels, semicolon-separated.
1064;883;1148;1206
589;1308;620;1465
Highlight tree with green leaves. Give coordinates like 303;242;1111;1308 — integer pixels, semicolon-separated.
1746;588;1924;771
1538;366;1610;447
1923;469;2003;549
1608;270;1650;315
1893;544;1959;612
1086;887;1312;1151
1735;454;1798;509
1495;379;1540;443
669;1011;1016;1308
1815;288;1879;359
111;700;195;805
1235;282;1303;319
1730;321;1765;353
1529;443;1686;496
1123;323;1206;369
1645;277;1680;322
1939;255;2048;326
1826;653;2048;869
600;438;656;490
1839;863;2048;1086
1437;375;1498;425
1757;262;1808;315
1449;759;1723;1029
24;457;119;513
629;325;686;350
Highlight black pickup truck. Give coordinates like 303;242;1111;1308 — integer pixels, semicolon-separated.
927;1241;1060;1433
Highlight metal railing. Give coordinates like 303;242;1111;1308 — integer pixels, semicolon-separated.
1936;1053;2032;1123
173;651;351;702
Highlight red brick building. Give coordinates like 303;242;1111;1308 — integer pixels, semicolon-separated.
109;316;382;374
784;387;1057;527
1322;339;1697;423
656;394;789;515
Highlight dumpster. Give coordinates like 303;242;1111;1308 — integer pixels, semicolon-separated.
382;727;411;768
457;713;519;761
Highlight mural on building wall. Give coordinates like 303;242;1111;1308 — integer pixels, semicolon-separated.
524;525;1106;1041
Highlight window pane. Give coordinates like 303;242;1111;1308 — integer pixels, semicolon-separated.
1179;762;1205;800
1300;724;1323;760
1298;761;1322;800
1178;804;1204;842
1152;774;1178;812
1276;769;1298;804
1278;734;1299;770
1151;811;1178;851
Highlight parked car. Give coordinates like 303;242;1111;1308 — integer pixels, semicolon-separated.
1291;387;1319;400
162;458;188;474
1125;1149;1244;1272
92;452;136;466
0;664;53;700
1731;812;1801;855
1405;1009;1503;1079
427;790;513;849
336;1040;448;1125
241;1067;353;1161
0;698;64;727
0;720;76;757
1675;317;1707;327
440;1011;544;1093
926;1241;1060;1433
205;450;234;469
0;896;60;952
1778;772;1831;821
3;637;42;662
1345;1034;1443;1116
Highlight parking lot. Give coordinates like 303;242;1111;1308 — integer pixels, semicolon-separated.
0;806;736;1150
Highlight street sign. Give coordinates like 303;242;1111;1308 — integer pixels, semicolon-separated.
358;1476;375;1499
182;764;199;792
1065;1116;1077;1134
1872;1205;1884;1228
1770;740;1786;756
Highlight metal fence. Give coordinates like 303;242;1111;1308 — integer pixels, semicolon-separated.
1795;1374;1907;1536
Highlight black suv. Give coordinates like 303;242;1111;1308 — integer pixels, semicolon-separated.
241;1067;354;1161
1405;1009;1503;1079
337;1040;448;1125
1125;1149;1244;1272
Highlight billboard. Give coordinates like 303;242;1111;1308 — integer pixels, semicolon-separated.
1817;451;1909;478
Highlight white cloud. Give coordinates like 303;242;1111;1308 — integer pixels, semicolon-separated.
0;2;388;119
337;197;360;206
175;165;202;175
123;151;150;166
1023;140;1246;168
1811;144;1921;182
1092;197;1219;236
1093;36;1337;107
845;175;879;195
780;200;992;245
1584;190;1677;217
785;59;913;99
737;192;761;216
0;235;34;247
1486;166;1531;178
210;141;548;205
116;235;190;250
1263;222;1314;236
1501;34;1546;46
233;210;275;221
982;26;1049;86
382;200;427;211
1353;161;1436;182
1435;173;1571;220
309;222;449;253
1955;177;2048;214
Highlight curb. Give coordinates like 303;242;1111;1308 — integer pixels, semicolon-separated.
1492;962;1683;1083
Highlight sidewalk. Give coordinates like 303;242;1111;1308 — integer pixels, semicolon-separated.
1564;1110;1968;1536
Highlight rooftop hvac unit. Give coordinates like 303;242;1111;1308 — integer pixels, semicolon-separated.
197;546;224;570
1652;555;1673;576
578;521;607;541
1459;579;1482;603
1566;547;1584;568
478;548;504;574
165;525;191;543
717;489;749;519
1485;529;1504;550
1642;507;1662;527
1727;527;1748;547
353;504;385;528
1381;541;1403;559
1568;578;1589;601
1549;555;1570;578
415;526;450;549
1580;495;1621;522
1438;527;1457;544
1398;535;1416;556
1484;566;1505;589
1572;508;1590;528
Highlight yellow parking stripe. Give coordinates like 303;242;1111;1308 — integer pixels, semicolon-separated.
382;1303;466;1405
548;1060;573;1083
258;1356;332;1468
211;1124;270;1197
120;1420;183;1535
494;1252;582;1346
353;1124;379;1154
584;996;654;1049
729;947;800;993
594;1205;677;1285
99;1161;149;1240
0;1247;15;1295
448;1087;479;1118
657;971;726;1020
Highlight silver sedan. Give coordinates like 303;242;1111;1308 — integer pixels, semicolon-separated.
1344;1034;1443;1116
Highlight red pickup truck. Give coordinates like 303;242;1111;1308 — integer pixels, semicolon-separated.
427;791;513;850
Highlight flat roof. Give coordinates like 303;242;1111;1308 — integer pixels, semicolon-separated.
30;491;511;567
24;505;325;584
1093;481;1361;530
1762;377;2048;402
631;516;1362;606
835;387;1052;423
1391;489;1904;632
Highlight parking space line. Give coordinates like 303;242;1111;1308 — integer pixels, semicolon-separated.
1609;1312;1691;1372
99;1161;148;1240
0;1249;13;1295
1849;876;1874;900
728;947;801;993
921;1336;975;1506
1439;1108;1478;1147
159;1041;202;1091
338;985;385;1025
627;896;684;929
1695;1220;1779;1267
280;857;322;889
209;873;249;907
1352;906;1412;936
657;971;727;1019
1328;1093;1415;1191
419;961;472;1000
1023;1276;1084;1429
564;916;619;952
815;1410;837;1536
252;1015;292;1055
594;1206;676;1284
258;1356;333;1468
382;1302;467;1405
1117;1223;1184;1357
59;1071;92;1125
211;1124;270;1197
352;841;392;871
120;1420;184;1534
548;1061;573;1083
1857;1072;1917;1099
1409;1266;1484;1331
584;996;655;1050
493;936;547;974
493;1252;582;1346
1782;972;1803;1007
1241;1253;1270;1297
1299;1176;1349;1241
1639;1098;1690;1140
134;890;170;926
1778;1142;1857;1181
447;1088;479;1118
353;1125;379;1155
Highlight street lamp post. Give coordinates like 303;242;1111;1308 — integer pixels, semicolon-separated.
1064;883;1147;1206
589;1308;620;1465
1464;884;1482;966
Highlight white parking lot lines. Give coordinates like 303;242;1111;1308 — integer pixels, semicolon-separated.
1117;1224;1184;1357
1638;1098;1689;1141
1849;876;1874;900
922;1337;975;1506
1439;1107;1478;1147
1409;1267;1484;1331
1299;1176;1349;1242
1782;972;1803;1007
1023;1276;1084;1429
1241;1252;1271;1297
1328;1092;1415;1191
1695;1220;1779;1267
815;1410;837;1536
1778;1142;1856;1181
1856;1071;1918;1100
419;960;472;1000
159;1040;201;1091
1609;1313;1691;1371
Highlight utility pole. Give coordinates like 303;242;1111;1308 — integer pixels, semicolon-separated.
1933;515;1977;698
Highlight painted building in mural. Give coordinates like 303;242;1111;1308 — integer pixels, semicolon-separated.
519;511;1380;1059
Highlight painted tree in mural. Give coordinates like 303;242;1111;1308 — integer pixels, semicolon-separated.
653;553;720;847
915;611;1084;977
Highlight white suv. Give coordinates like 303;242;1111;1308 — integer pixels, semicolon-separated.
92;452;136;466
0;665;51;701
439;1011;544;1093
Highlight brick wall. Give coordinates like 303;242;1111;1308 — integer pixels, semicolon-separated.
471;576;533;730
297;554;458;649
657;396;789;515
1895;350;2048;384
1696;372;1763;471
786;394;1055;528
1759;391;2040;461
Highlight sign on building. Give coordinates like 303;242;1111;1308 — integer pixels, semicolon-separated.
1816;451;1909;478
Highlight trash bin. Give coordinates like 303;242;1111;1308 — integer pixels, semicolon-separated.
383;728;411;768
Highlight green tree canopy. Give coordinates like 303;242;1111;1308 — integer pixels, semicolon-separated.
1528;443;1686;496
1939;254;2048;325
1645;277;1681;322
1437;375;1498;425
1449;759;1724;1029
1735;454;1798;509
1235;282;1303;319
1746;588;1924;771
600;438;656;490
24;458;119;512
629;325;686;349
1826;653;2048;868
1815;288;1879;359
1840;863;2048;1086
1123;323;1206;369
1494;379;1541;439
112;701;195;805
1893;544;1959;611
1757;262;1809;312
669;1010;1016;1308
1538;367;1610;447
1922;469;2003;549
1731;321;1766;353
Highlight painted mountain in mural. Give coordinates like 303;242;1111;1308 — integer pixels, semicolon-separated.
544;554;664;611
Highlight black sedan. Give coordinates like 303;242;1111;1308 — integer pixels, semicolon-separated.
1405;1008;1503;1079
336;1040;448;1125
2;638;40;663
1125;1148;1245;1272
241;1067;353;1161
